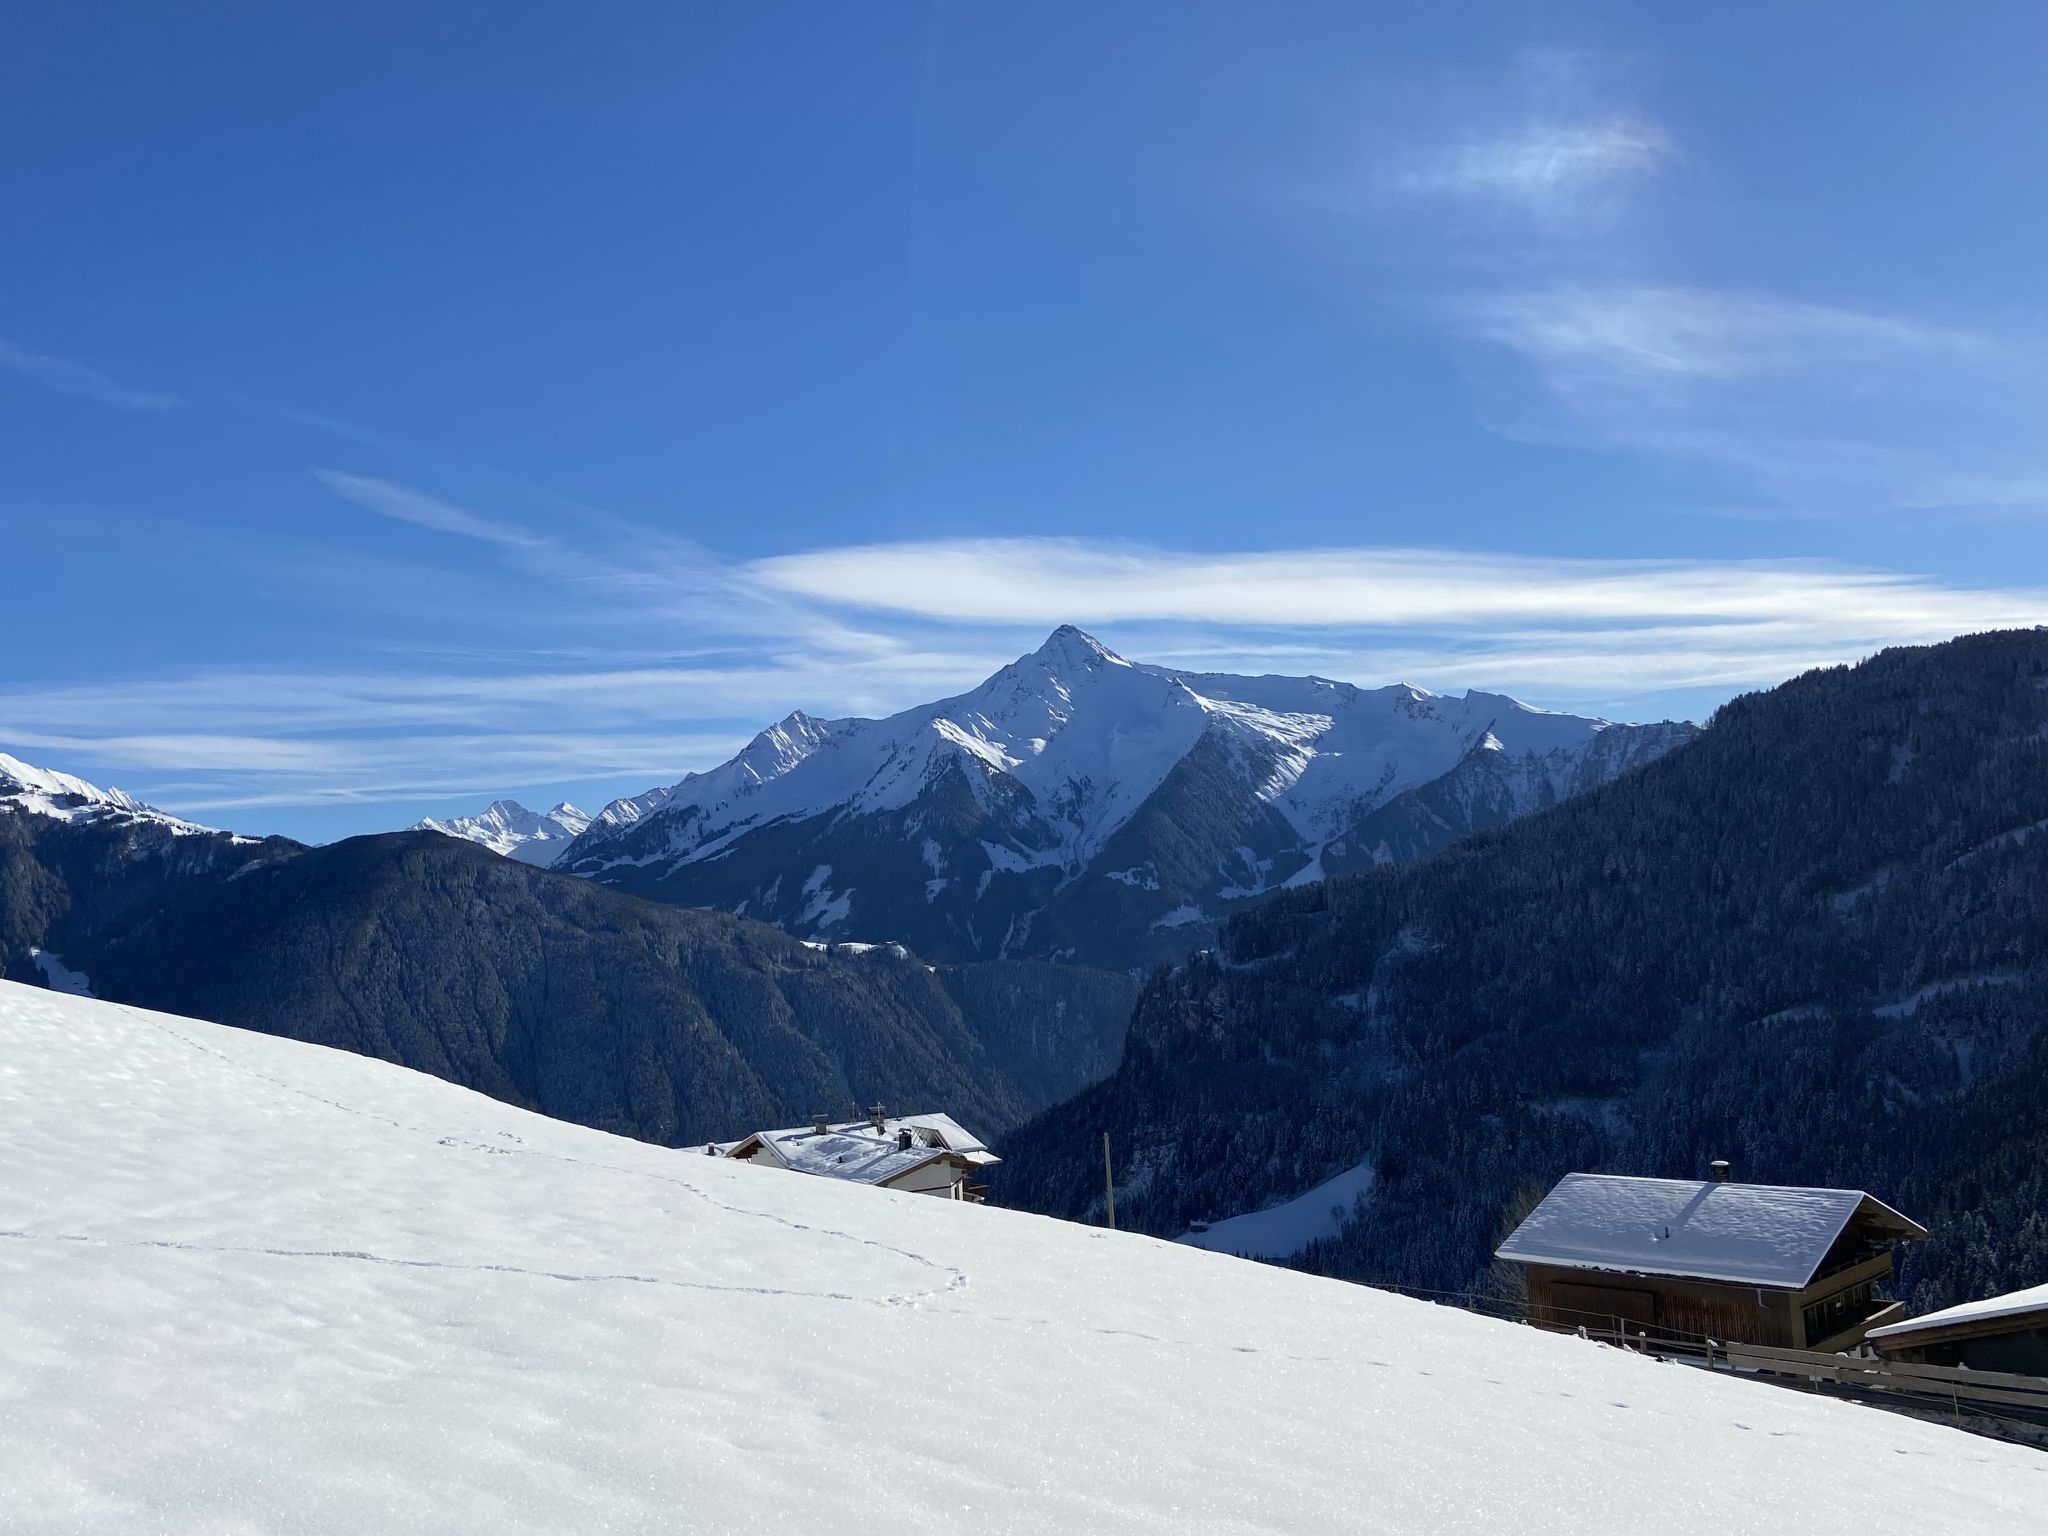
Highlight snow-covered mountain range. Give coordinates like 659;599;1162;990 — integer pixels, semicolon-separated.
556;627;1699;967
412;799;591;866
0;750;217;836
7;979;2031;1534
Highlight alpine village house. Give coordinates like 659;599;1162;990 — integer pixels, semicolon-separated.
1496;1163;1928;1352
714;1109;999;1202
1869;1280;2048;1375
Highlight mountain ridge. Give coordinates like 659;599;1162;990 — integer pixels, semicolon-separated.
413;798;592;865
555;628;1699;967
0;749;222;837
0;762;1136;1146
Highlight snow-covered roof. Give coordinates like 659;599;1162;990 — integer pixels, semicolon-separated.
891;1112;991;1158
755;1129;948;1187
1495;1173;1926;1290
726;1113;1000;1185
1869;1280;2048;1342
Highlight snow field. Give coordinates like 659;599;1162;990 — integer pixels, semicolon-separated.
1177;1158;1377;1259
2;980;2041;1534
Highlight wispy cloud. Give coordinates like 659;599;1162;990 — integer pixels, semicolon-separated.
1355;47;1675;230
750;536;2048;694
1393;117;1674;209
315;469;549;551
1447;286;2048;509
1458;286;1977;382
748;537;2035;632
1343;49;2048;516
0;338;176;411
8;528;2044;822
0;727;757;812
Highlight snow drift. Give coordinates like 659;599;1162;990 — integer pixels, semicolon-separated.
1;979;2036;1534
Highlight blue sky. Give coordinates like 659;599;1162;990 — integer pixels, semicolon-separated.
9;4;2048;841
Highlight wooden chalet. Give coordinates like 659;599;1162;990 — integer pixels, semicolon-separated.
1868;1280;2048;1375
1496;1164;1927;1351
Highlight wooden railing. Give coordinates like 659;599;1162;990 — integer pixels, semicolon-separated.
1571;1324;2048;1435
1723;1342;2048;1423
1336;1278;2048;1444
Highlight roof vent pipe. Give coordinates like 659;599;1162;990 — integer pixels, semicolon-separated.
1710;1159;1732;1184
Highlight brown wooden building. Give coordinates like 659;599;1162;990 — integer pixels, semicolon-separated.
1496;1168;1927;1351
1869;1281;2048;1375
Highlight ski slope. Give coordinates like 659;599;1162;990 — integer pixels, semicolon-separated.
2;981;2039;1534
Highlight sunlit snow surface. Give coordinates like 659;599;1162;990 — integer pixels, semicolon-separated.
2;980;2040;1535
1176;1159;1377;1259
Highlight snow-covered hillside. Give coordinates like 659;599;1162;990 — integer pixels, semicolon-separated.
0;749;215;835
3;979;2036;1534
413;798;592;866
557;628;1697;966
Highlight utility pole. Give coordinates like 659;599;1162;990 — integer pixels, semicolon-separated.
1102;1131;1117;1231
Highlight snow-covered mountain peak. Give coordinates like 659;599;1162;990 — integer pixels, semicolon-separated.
554;639;1700;959
413;798;592;866
1028;623;1127;673
0;749;214;834
0;751;138;813
735;709;843;784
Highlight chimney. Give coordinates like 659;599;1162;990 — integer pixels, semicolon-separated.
812;1113;829;1137
897;1128;914;1151
1710;1159;1732;1184
868;1102;888;1133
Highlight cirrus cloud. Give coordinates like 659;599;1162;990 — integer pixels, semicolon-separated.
1393;117;1674;209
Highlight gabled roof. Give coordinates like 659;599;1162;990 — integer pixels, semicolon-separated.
723;1112;1000;1187
752;1128;950;1187
1868;1280;2048;1342
1495;1173;1926;1290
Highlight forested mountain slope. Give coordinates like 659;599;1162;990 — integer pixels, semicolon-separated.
0;805;1133;1144
995;630;2048;1316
